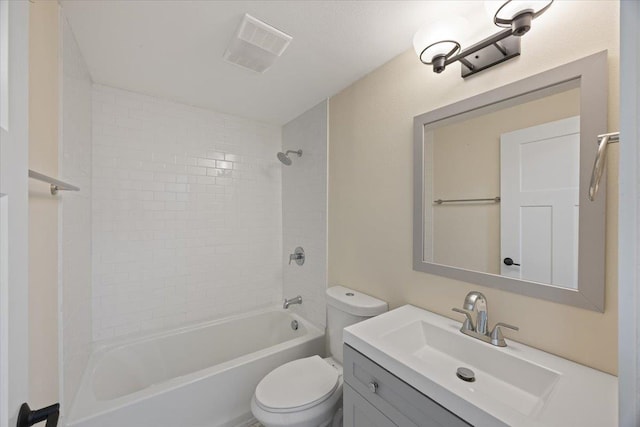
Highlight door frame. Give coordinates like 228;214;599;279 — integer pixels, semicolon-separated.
0;1;30;427
619;1;640;425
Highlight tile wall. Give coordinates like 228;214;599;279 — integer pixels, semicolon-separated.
282;100;328;328
60;16;93;411
91;85;283;340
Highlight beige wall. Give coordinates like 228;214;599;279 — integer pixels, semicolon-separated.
430;88;580;274
28;0;59;406
329;1;619;375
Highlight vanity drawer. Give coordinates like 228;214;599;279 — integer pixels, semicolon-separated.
343;345;471;427
344;383;397;427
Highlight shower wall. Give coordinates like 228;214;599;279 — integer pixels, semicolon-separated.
91;85;283;340
60;15;93;412
282;101;328;328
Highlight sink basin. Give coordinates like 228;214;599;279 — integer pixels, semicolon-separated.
343;305;617;427
380;320;559;416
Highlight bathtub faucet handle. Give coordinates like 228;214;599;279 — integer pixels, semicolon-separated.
283;295;302;309
288;247;305;266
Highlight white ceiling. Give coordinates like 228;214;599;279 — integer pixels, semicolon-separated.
60;1;490;125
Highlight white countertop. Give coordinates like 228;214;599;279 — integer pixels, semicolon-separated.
343;305;617;427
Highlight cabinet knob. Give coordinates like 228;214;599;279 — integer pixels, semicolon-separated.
368;381;379;393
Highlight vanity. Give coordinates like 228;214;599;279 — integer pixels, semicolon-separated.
338;41;618;427
342;341;469;427
342;305;617;426
356;50;619;425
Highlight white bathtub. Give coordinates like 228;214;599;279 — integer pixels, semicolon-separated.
66;308;325;427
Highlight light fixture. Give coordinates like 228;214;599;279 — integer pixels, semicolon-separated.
493;0;554;36
412;17;466;73
414;0;553;78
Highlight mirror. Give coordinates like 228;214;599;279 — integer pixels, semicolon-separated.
413;51;607;311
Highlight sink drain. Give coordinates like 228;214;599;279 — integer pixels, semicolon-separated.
456;367;476;382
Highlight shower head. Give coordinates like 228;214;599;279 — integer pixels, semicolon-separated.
277;152;292;165
277;149;302;165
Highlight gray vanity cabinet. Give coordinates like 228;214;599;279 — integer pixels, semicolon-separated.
343;345;471;427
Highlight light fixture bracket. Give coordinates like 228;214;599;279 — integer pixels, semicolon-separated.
444;28;521;78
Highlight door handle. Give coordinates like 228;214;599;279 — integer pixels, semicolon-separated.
17;402;59;427
503;257;520;266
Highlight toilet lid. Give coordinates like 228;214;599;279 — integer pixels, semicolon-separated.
255;356;340;412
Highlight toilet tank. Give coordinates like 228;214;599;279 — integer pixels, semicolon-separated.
326;286;387;363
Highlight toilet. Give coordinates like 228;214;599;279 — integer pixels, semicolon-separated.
251;286;388;427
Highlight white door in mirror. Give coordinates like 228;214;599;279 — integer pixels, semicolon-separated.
500;116;580;289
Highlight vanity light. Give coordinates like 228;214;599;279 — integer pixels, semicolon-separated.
414;0;553;78
412;18;466;73
493;0;554;36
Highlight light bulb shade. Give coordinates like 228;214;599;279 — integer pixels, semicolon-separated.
484;1;506;20
418;41;461;65
492;0;553;28
413;17;467;64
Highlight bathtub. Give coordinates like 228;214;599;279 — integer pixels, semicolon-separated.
66;308;325;427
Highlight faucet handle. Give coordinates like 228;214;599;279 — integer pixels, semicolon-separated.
288;247;305;265
493;322;519;332
490;322;519;347
452;308;475;332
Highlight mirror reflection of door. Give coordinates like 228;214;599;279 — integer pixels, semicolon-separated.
426;84;580;278
500;116;580;289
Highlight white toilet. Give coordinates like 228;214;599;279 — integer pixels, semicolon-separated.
251;286;388;427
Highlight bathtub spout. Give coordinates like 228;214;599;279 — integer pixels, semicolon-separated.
283;295;302;309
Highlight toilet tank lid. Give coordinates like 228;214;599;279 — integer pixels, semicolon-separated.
326;286;388;317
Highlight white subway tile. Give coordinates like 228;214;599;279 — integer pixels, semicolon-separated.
282;101;328;329
216;160;233;170
92;84;283;340
197;158;217;168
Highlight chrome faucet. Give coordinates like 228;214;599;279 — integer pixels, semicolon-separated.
463;291;488;334
289;247;305;266
283;295;302;309
452;291;519;347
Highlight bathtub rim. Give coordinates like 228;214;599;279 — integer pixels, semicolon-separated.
91;305;317;353
67;307;324;426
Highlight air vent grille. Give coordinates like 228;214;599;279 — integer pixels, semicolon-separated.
223;14;292;73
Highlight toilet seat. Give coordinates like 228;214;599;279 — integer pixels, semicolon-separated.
254;356;340;413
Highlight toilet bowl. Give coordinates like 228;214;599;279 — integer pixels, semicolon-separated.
251;356;342;427
251;286;387;427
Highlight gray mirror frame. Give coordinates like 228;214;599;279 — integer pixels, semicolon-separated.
413;51;607;312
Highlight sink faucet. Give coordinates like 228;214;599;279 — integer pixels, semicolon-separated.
462;291;488;334
452;291;519;347
283;295;302;309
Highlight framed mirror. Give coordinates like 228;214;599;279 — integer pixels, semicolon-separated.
413;51;607;311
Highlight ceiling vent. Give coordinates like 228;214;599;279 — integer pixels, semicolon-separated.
223;14;292;73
